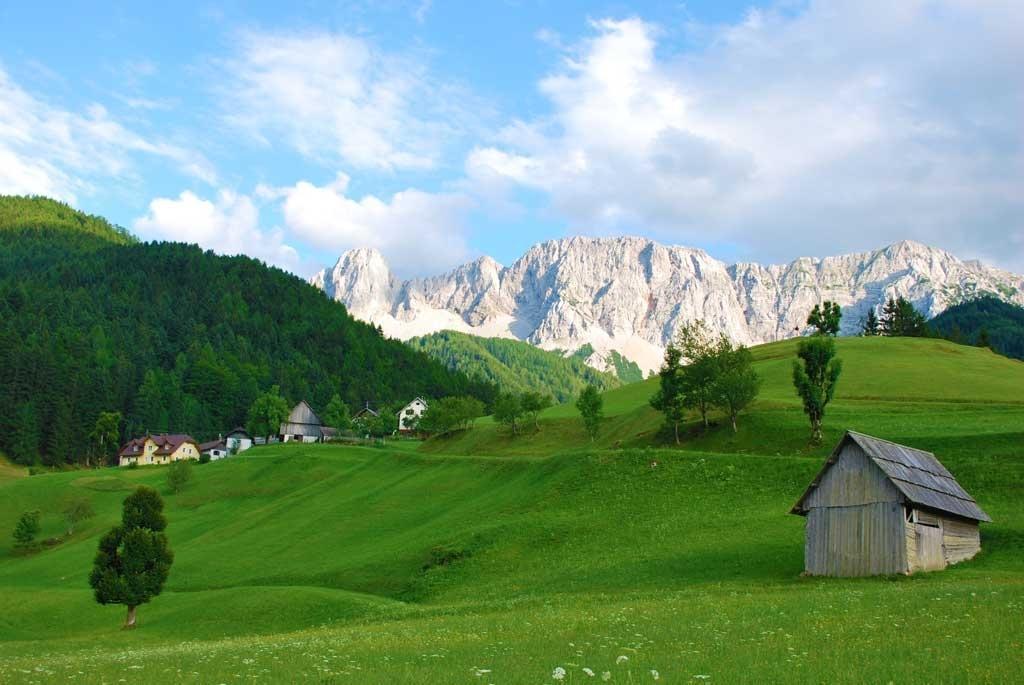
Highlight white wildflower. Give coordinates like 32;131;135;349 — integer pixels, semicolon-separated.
602;672;612;681
553;666;567;681
583;667;595;676
651;669;660;680
616;655;629;664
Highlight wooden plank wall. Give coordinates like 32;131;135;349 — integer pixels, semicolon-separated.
805;502;907;576
805;443;902;509
941;516;981;565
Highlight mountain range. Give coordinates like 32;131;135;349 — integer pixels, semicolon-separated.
313;237;1024;374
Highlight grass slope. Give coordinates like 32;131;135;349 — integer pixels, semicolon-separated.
0;337;1022;683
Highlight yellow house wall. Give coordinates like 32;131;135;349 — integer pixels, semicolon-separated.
119;438;199;466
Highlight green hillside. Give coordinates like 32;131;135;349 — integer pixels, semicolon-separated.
0;337;1022;683
0;196;492;466
408;330;619;402
424;336;1024;457
930;296;1024;360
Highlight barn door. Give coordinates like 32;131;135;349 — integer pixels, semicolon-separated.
915;524;945;571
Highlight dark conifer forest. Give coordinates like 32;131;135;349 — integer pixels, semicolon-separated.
0;196;493;465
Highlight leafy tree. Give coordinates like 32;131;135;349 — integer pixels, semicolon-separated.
650;343;686;444
807;301;842;336
677;321;720;431
520;391;553;432
89;486;173;628
417;396;485;436
576;384;604;442
711;341;760;433
13;510;41;549
322;394;352;433
365;407;399;438
63;496;95;536
166;459;193;494
247;385;290;442
792;336;843;444
881;297;928;337
862;309;879;336
89;411;122;467
492;393;524;435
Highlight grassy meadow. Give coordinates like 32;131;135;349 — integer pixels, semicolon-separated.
1;337;1023;683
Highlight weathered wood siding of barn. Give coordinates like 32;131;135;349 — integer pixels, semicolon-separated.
805;502;907;576
804;443;903;509
941;517;981;565
803;443;908;576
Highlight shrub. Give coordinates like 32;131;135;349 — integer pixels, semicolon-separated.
13;510;41;549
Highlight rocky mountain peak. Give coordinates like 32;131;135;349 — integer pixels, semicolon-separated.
312;238;1024;375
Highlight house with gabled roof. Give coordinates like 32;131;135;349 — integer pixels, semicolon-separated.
397;397;428;432
791;431;990;576
118;434;200;467
280;400;335;443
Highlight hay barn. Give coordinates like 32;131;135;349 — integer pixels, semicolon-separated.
791;431;990;577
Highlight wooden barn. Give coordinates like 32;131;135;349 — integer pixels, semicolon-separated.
791;431;990;577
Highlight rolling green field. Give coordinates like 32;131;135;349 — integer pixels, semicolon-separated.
1;338;1023;683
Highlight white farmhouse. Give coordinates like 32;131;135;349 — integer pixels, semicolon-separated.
224;427;253;453
397;397;428;432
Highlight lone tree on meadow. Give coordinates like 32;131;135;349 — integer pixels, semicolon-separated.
807;301;842;336
521;391;553;432
792;336;843;444
63;496;95;536
13;510;41;550
166;459;192;494
576;384;604;442
89;486;173;629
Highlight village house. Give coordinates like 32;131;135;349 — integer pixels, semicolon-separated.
199;439;228;460
118;434;200;467
353;403;379;422
791;431;991;577
279;400;335;443
397;397;428;432
224;427;253;453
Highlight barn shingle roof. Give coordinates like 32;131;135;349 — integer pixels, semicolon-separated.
792;431;991;522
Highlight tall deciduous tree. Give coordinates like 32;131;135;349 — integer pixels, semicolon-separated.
63;496;95;536
576;384;604;442
792;336;843;444
677;321;718;430
89;487;173;629
711;341;761;433
492;393;524;435
166;459;192;494
807;301;842;336
89;411;122;467
322;394;352;433
650;343;686;443
520;392;553;432
247;385;290;442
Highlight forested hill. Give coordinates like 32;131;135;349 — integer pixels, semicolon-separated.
930;297;1024;360
0;196;493;466
407;330;619;403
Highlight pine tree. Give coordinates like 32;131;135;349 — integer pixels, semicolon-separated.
862;309;879;336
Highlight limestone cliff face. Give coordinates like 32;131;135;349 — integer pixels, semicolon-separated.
312;237;1024;374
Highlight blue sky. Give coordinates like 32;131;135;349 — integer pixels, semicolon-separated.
1;1;1021;277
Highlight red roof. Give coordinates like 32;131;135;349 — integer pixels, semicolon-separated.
118;433;198;457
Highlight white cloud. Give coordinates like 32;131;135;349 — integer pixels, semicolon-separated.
0;66;216;202
470;4;1024;270
277;174;472;276
134;190;300;272
218;29;481;172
